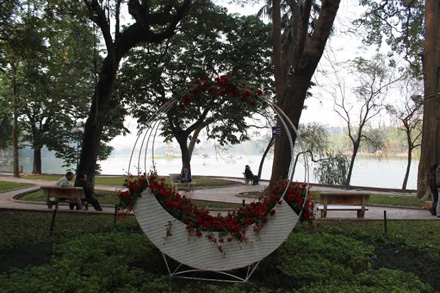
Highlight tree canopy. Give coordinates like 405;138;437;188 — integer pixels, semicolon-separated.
116;1;273;170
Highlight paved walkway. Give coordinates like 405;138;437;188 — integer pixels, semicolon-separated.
0;175;437;220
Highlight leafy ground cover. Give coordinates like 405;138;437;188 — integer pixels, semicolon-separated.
0;181;32;191
0;211;438;292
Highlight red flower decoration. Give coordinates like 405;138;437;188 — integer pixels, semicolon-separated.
117;171;314;255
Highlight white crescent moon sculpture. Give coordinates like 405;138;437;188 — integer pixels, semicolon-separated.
134;188;299;272
127;81;310;281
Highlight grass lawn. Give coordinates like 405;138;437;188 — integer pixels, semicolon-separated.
18;189;242;209
0;181;33;192
14;174;240;187
370;193;426;208
6;179;428;209
0;211;438;292
18;174;128;186
310;190;426;208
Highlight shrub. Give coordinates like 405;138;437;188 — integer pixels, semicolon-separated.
295;268;432;293
0;232;165;292
359;268;433;292
297;282;376;293
277;232;375;288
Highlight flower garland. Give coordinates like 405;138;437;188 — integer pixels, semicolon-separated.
117;172;315;255
172;73;267;109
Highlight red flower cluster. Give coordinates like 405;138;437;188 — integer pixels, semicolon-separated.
269;180;315;224
117;173;315;253
116;172;157;217
173;74;266;109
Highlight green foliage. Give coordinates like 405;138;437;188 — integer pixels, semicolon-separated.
313;152;349;185
117;0;273;165
0;1;123;173
359;268;432;292
0;181;32;191
295;123;330;172
277;232;375;288
355;0;424;77
18;189;241;209
297;271;432;293
0;233;166;293
1;212;439;291
0;113;12;150
370;193;425;208
298;123;329;154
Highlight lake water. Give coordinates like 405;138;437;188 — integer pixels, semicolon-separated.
15;154;418;190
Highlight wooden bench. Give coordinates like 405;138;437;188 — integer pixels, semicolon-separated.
169;174;196;193
316;192;370;218
41;185;86;210
242;173;252;185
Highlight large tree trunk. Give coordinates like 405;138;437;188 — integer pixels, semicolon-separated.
270;0;340;185
270;77;309;182
11;62;20;178
32;145;42;174
77;1;191;187
76;58;117;186
187;126;202;162
417;0;440;198
175;133;191;173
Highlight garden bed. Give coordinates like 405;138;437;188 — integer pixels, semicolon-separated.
0;211;438;292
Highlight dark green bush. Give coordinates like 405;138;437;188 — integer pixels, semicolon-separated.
0;213;438;292
0;232;167;292
297;282;377;293
296;268;432;293
359;268;433;293
277;232;375;288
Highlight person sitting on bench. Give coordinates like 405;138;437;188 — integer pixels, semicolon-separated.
55;171;74;187
244;165;259;185
52;171;76;209
179;166;192;183
74;174;103;211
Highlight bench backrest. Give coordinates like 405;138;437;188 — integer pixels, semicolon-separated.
319;192;370;205
169;173;180;183
40;186;85;199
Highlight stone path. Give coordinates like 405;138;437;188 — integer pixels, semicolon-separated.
0;175;437;220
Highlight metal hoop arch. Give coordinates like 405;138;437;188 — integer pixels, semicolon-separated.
127;95;310;214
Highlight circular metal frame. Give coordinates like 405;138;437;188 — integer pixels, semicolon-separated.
128;95;310;204
129;94;311;279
